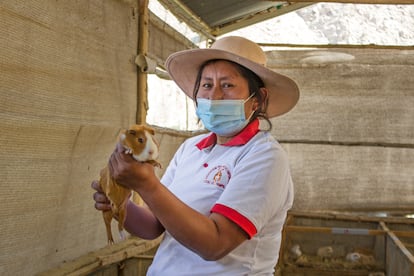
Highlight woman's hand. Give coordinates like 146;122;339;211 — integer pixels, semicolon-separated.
108;143;157;192
91;180;111;211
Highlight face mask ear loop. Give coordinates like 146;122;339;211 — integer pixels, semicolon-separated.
244;92;257;122
245;110;254;122
244;92;256;104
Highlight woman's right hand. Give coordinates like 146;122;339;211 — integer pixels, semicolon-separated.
91;180;111;211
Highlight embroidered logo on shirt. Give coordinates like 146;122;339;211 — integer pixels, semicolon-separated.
204;165;231;189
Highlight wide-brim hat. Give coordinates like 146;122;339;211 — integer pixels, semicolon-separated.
165;36;299;118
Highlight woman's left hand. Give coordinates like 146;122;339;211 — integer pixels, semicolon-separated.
108;143;157;191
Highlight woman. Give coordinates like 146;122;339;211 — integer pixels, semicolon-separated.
92;36;299;275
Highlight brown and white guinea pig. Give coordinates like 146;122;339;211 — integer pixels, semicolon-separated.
120;124;161;167
98;124;161;245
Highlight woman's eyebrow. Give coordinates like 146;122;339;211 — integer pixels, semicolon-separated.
201;75;235;82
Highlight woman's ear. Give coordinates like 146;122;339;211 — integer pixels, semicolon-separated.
257;87;269;111
252;96;259;111
260;87;269;98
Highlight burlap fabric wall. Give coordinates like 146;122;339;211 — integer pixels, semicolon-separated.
0;0;140;274
267;48;414;211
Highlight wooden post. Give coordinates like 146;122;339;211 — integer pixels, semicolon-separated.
134;0;149;206
137;0;149;125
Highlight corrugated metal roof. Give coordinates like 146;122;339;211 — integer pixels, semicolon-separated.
157;0;313;38
181;0;284;26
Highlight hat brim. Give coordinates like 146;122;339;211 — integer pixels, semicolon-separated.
166;48;299;118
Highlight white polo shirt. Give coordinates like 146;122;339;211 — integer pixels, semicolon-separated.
147;119;294;276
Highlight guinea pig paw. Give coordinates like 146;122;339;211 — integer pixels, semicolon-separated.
119;230;128;240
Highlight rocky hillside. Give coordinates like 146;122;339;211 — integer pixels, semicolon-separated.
227;3;414;45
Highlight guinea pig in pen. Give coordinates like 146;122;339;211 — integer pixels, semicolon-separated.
98;124;161;244
276;212;392;276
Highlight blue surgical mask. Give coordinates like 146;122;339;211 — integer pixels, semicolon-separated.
196;93;255;137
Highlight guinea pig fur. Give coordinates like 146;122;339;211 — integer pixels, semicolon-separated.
119;124;160;166
98;124;161;245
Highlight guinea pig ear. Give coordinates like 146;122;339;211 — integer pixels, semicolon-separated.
128;130;137;135
144;126;155;135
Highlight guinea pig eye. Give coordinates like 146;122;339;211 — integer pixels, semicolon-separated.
137;137;144;144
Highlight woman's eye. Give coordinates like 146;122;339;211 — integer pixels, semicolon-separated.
201;83;212;89
222;83;233;88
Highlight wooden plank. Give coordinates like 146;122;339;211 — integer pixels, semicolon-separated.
280;267;377;276
380;222;414;275
288;210;414;224
37;237;160;276
137;0;149;124
286;225;414;238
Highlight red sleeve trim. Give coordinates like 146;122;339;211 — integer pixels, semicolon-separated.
211;203;257;239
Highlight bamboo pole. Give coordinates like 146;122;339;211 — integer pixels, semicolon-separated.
136;0;149;125
288;210;414;225
133;0;149;206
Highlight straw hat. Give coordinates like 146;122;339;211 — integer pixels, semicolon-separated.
165;36;299;118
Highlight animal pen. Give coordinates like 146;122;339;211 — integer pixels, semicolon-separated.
0;0;413;275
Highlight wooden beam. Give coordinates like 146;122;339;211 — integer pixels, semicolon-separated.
258;42;414;50
37;237;161;275
286;225;414;238
137;0;149;125
135;0;152;207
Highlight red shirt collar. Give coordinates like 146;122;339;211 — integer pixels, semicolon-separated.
196;119;260;150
